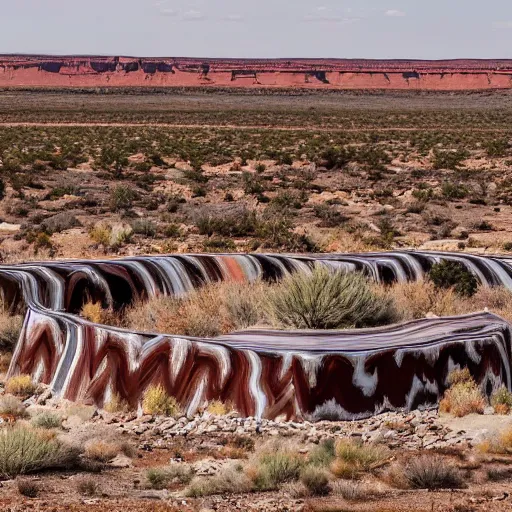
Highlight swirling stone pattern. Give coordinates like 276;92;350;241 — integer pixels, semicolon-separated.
5;251;512;420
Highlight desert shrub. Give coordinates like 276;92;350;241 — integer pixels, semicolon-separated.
252;446;303;490
313;204;349;227
142;385;181;417
439;369;486;417
432;149;468;170
84;440;120;463
0;395;28;419
429;260;478;297
478;427;512;454
104;392;131;414
109;185;137;211
268;265;396;329
77;477;98;496
0;426;78;478
331;480;368;501
491;386;512;414
300;466;330;496
40;212;80;234
123;282;267;337
207;400;234;416
255;162;266;173
330;440;390;480
308;439;336;467
17;479;39;498
485;139;509;158
400;455;464;489
388;280;461;320
131;219;157;237
0;312;23;351
5;375;36;397
147;464;193;489
31;412;62;430
441;182;468;199
186;465;251;497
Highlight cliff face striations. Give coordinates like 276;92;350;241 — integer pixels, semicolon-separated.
2;55;512;90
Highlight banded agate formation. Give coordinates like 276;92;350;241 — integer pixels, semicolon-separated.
5;251;512;420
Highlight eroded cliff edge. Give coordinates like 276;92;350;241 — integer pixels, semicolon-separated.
2;55;512;90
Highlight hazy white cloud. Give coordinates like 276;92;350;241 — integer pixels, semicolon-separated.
154;0;177;16
493;21;512;28
385;9;406;17
304;6;363;23
224;13;244;22
182;9;205;21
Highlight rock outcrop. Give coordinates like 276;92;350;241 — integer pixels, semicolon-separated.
1;55;512;90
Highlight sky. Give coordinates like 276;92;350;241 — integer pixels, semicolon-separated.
1;0;512;59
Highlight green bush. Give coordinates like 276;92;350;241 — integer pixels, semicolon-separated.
0;426;78;478
432;149;468;170
429;260;478;297
31;412;62;429
253;450;303;490
109;186;137;211
269;265;396;329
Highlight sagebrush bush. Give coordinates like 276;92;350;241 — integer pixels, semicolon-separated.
399;456;464;489
186;465;251;497
300;466;330;496
251;446;303;490
31;412;62;429
0;426;78;478
0;311;23;351
491;385;512;414
269;265;396;329
439;369;486;417
5;374;36;397
331;440;390;480
142;385;181;417
308;439;336;467
0;395;28;419
429;260;478;297
147;464;193;489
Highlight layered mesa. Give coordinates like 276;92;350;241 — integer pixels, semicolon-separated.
2;56;512;90
5;251;512;420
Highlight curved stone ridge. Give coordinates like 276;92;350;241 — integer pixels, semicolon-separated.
4;250;512;420
2;55;512;90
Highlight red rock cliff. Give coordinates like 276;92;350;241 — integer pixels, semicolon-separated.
2;55;512;90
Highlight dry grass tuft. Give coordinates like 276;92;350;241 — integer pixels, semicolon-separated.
5;374;37;397
142;384;181;417
185;464;251;497
146;464;194;489
299;466;330;496
206;400;235;416
439;369;486;417
392;455;464;489
0;310;23;351
84;439;120;463
123;281;268;337
31;412;62;429
249;442;304;490
103;392;131;414
0;394;28;419
330;439;390;480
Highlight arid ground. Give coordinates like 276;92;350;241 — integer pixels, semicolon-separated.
0;90;512;261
